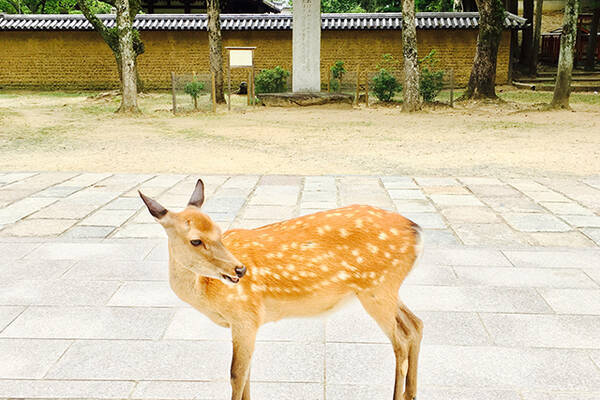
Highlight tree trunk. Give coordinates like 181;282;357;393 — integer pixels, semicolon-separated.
461;0;505;99
530;0;544;75
585;7;600;71
506;0;518;81
115;0;139;113
520;0;534;69
551;0;579;109
207;0;226;103
401;0;421;112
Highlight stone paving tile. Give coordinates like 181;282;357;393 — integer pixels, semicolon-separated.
107;281;186;307
0;338;72;378
524;191;571;202
0;379;135;399
35;185;84;198
521;392;600;400
61;172;112;187
29;201;99;219
418;388;522;400
381;176;418;189
0;242;42;259
400;285;552;313
453;223;529;246
0;218;77;237
422;185;471;195
459;177;504;186
0;172;38;185
441;206;500;223
388;189;427;200
540;201;595;215
527;231;597;248
483;195;545;213
415;177;459;186
559;214;600;228
404;264;458;285
1;306;174;339
1;259;75;282
480;313;600;349
103;196;145;210
421;229;461;246
64;259;167;281
326;342;395;385
583;228;600;245
62;188;121;205
468;184;523;198
60;225;115;239
111;223;166;238
242;205;296;220
507;179;548;192
259;175;302;185
402;212;447;229
249;185;300;206
0;306;25;331
0;280;121;306
393;199;436;213
27;241;155;260
429;194;484;207
0;197;59;224
420;248;512;266
503;250;600;268
538;288;600;314
503;212;571;232
79;208;137;227
585;268;600;285
454;266;598;288
417;345;600;391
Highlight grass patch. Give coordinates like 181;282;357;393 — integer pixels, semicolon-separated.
0;125;71;150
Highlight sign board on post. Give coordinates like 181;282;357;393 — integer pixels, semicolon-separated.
225;46;256;110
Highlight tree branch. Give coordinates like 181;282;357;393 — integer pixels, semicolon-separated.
76;0;112;43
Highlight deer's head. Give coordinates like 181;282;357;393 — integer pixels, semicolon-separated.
139;179;246;284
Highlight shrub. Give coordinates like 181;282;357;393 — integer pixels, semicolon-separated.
329;61;346;92
255;66;290;94
371;54;402;102
419;50;445;103
184;76;205;109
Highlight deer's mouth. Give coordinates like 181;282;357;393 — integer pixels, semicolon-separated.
221;274;240;284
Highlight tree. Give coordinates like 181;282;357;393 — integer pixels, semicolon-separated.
0;0;110;13
585;6;600;71
207;0;226;103
530;0;543;75
551;0;579;109
460;0;505;99
520;0;534;70
402;0;422;111
77;0;144;112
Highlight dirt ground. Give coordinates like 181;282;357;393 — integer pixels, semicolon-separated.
0;89;599;178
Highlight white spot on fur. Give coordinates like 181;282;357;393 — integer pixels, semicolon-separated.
355;219;363;228
338;271;350;280
339;228;349;238
379;232;388;240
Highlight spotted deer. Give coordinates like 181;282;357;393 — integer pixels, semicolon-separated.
139;179;424;400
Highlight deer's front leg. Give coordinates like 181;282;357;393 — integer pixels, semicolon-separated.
230;324;257;400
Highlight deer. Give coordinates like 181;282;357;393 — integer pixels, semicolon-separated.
139;179;424;400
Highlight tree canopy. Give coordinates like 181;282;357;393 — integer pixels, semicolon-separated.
0;0;110;13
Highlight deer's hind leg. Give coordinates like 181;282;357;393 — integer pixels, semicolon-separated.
397;302;423;400
357;286;410;400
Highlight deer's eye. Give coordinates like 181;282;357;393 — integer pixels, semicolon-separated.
190;239;203;247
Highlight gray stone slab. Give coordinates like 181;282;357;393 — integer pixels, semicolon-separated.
507;179;549;192
583;228;600;245
203;196;246;214
399;285;552;313
1;306;174;339
326;384;392;400
220;175;260;189
502;212;571;232
415;177;459;186
61;225;114;239
387;189;427;200
540;201;595;215
454;266;597;288
417;345;600;391
429;194;484;207
453;223;529;246
79;208;137;227
145;242;169;261
62;172;112;187
0;379;134;399
421;229;460;246
0;280;121;306
483;196;545;213
63;188;121;205
30;202;99;219
422;185;470;195
585;268;600;285
441;207;500;224
521;392;600;400
35;185;84;198
0;306;24;331
403;264;458;286
28;242;154;260
560;214;600;228
480;313;600;349
248;185;300;206
538;288;600;314
459;177;505;186
0;242;42;259
420;248;511;266
417;388;522;400
468;184;522;197
108;281;186;307
1;259;75;282
381;176;418;189
503;250;600;268
243;205;296;220
65;259;167;281
300;201;337;209
528;231;597;247
0;172;38;185
112;223;166;238
393;200;436;213
525;191;570;202
1;218;77;237
259;175;302;185
0;338;72;378
401;212;446;229
301;190;336;202
103;196;145;210
326;342;395;385
0;197;59;224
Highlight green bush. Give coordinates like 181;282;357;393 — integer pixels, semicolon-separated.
371;54;402;102
255;66;290;94
184;77;205;110
419;50;445;103
329;61;346;92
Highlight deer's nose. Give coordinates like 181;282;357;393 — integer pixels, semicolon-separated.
235;266;247;278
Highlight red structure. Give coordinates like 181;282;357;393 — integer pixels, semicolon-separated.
541;13;600;64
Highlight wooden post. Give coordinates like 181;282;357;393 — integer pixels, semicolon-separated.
449;69;454;107
247;70;251;106
355;65;360;106
227;61;231;111
171;71;177;115
211;72;217;113
365;73;369;108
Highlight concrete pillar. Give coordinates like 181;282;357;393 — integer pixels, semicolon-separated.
292;0;321;92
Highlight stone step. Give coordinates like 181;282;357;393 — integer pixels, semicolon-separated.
512;81;600;92
518;76;600;82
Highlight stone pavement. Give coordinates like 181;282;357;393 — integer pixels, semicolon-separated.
0;172;599;400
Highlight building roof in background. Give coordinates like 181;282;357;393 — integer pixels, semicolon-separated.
0;12;527;31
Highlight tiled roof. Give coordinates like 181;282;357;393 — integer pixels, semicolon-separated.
0;12;527;31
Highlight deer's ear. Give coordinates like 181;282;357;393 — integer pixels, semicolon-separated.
188;179;205;208
139;191;168;220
